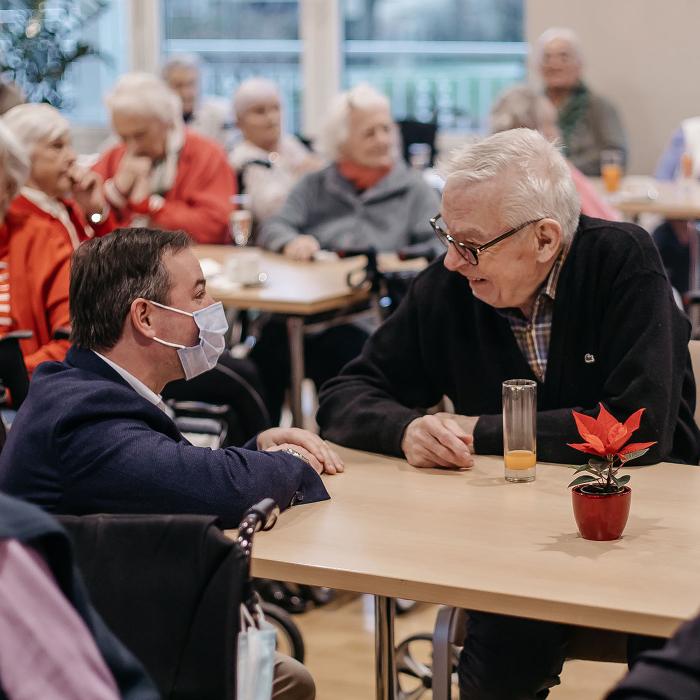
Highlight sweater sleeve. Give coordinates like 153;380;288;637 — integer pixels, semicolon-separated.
317;278;442;455
55;406;329;528
23;233;71;375
606;614;700;699
258;176;314;252
474;269;693;464
149;146;234;244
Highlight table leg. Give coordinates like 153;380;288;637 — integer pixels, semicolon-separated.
374;595;397;700
286;316;305;428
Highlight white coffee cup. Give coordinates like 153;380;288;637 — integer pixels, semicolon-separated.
224;250;264;286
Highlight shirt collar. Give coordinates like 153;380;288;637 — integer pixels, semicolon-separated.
92;351;165;409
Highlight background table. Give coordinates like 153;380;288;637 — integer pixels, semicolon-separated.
235;446;700;698
195;246;424;426
600;176;700;220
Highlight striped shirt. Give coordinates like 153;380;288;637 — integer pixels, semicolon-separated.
499;249;568;383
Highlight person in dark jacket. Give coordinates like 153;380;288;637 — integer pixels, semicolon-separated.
317;128;700;699
0;490;159;700
0;228;342;527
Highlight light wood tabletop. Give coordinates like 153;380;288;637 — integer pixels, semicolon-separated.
195;245;426;315
599;176;700;220
239;445;700;639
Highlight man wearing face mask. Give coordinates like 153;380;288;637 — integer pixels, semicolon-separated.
0;227;342;529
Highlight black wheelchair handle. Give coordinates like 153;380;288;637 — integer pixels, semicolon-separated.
244;498;280;532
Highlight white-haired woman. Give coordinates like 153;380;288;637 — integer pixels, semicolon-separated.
537;27;627;175
258;83;439;260
94;72;235;244
229;77;322;223
3;103;114;249
0;121;71;376
490;85;619;220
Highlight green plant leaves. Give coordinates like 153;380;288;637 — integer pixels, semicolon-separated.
568;474;598;488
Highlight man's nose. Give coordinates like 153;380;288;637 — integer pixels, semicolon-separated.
443;245;469;272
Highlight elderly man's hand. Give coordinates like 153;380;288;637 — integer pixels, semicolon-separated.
401;414;476;469
113;154;152;198
283;235;320;261
69;167;106;220
258;427;344;475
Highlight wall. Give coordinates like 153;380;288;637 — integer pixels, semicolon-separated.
526;0;700;174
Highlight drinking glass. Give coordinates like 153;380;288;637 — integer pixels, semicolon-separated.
230;194;252;246
601;150;623;193
503;379;537;482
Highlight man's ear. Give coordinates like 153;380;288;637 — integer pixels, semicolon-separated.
129;298;157;340
534;219;563;262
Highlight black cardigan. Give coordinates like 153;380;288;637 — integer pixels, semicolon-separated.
318;215;700;465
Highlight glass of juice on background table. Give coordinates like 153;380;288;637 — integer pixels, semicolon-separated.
503;379;537;483
601;149;623;193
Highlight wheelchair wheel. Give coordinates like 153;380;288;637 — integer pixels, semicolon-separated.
396;633;433;699
300;584;335;606
260;601;305;663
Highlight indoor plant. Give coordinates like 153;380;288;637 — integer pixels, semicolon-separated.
567;404;656;541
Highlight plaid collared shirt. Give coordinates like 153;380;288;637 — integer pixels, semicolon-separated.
499;250;568;383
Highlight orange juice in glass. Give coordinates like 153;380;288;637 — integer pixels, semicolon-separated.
601;150;623;193
503;379;537;482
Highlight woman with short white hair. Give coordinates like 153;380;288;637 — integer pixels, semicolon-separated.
229;77;322;223
537;27;627;175
3;103;114;249
0;121;71;375
258;83;439;260
94;72;235;244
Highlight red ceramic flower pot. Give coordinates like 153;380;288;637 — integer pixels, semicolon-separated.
571;485;631;541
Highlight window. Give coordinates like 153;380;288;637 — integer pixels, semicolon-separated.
343;0;526;132
162;0;302;133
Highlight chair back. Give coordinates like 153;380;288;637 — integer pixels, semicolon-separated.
0;332;31;408
689;340;700;428
58;513;246;700
397;120;438;167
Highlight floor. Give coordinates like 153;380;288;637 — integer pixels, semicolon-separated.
293;592;628;700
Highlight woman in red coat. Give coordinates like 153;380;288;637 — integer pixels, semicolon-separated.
0;122;71;375
93;73;235;244
3;104;115;250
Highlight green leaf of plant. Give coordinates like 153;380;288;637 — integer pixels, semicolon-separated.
573;464;592;473
619;448;650;464
616;474;631;485
568;475;598;488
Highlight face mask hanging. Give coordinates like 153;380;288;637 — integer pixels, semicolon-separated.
237;603;276;700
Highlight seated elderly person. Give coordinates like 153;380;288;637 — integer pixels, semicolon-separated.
252;84;440;422
162;54;232;150
229;77;323;224
258;82;440;259
0;121;71;376
318;129;700;699
94;72;234;244
4;103;115;249
538;27;627;176
490;85;619;220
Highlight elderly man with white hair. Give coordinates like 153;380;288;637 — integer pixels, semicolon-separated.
94;72;234;244
229;77;322;223
0;121;72;376
3;103;115;249
258;82;439;259
162;54;232;149
537;27;627;175
318;129;699;698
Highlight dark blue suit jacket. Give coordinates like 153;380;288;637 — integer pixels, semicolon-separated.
0;346;329;527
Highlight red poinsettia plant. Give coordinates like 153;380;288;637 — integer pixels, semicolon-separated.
567;404;657;493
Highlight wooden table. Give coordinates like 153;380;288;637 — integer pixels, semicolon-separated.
195;246;425;426
234;446;700;699
600;176;700;220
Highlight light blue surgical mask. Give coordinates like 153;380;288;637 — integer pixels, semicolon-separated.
149;300;228;380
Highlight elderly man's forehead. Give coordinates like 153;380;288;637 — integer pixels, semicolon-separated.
542;37;580;60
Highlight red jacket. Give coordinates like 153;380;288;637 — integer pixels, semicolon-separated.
0;210;71;374
93;129;235;244
9;194;116;250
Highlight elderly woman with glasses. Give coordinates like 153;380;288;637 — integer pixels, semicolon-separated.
258;83;439;260
94;72;235;244
0;122;71;376
537;27;627;176
318;128;698;699
3;103;115;250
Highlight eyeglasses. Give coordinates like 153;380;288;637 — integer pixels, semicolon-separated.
430;214;542;266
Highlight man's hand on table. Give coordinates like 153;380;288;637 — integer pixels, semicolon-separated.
282;235;320;261
258;427;344;475
401;413;477;469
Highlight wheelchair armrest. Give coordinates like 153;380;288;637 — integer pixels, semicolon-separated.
174;416;226;435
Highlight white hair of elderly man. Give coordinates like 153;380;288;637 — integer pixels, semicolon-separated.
105;72;183;126
444;128;581;242
3;103;71;156
535;27;583;65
